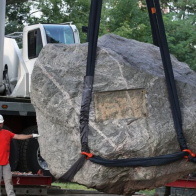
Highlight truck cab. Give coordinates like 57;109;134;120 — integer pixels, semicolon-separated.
4;24;80;97
1;23;80;176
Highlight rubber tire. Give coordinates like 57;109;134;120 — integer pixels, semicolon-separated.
9;139;19;171
18;126;54;180
3;125;19;171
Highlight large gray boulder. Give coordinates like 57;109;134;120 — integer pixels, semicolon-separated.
31;34;196;195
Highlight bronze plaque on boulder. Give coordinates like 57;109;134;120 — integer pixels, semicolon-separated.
94;89;147;122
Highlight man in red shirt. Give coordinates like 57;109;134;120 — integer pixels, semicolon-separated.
0;115;40;196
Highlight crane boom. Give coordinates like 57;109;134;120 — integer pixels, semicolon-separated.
0;0;6;93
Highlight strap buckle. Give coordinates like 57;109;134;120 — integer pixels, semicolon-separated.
81;152;93;160
183;149;196;161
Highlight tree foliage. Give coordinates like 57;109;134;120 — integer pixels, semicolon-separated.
5;0;36;34
6;0;27;5
164;15;196;70
106;0;152;43
5;0;196;71
163;0;196;70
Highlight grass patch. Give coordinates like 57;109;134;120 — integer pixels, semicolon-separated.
51;182;94;190
139;189;155;195
52;182;155;195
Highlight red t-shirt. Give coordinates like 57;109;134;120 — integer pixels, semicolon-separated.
0;129;15;165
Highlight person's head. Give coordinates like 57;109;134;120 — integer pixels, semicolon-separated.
0;115;4;130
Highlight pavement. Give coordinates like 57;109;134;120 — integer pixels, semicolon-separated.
47;188;147;196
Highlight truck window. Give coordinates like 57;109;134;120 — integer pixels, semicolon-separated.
43;25;75;44
28;29;43;59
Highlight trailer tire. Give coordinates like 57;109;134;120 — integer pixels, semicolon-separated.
10;139;19;171
3;125;19;171
18;126;54;180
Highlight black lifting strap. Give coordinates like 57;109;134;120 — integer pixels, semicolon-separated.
60;0;196;182
87;0;196;166
59;0;103;182
148;0;196;163
80;0;102;152
146;0;187;151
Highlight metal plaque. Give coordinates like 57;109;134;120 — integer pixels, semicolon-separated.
94;89;147;122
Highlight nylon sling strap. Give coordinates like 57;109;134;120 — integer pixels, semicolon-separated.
59;0;196;182
146;0;158;47
80;0;102;152
59;0;103;182
146;0;187;150
147;0;196;163
90;152;187;167
87;0;196;165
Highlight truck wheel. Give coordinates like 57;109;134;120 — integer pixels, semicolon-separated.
3;125;19;171
9;139;19;171
18;126;54;180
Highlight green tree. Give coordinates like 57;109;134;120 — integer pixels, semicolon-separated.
5;1;33;34
106;0;152;43
5;0;196;70
106;0;196;71
36;0;67;24
163;1;196;71
6;0;27;4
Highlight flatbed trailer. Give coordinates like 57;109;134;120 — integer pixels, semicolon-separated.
1;174;52;195
166;178;196;189
155;177;196;196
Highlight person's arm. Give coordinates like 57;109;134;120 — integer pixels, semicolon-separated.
13;134;40;140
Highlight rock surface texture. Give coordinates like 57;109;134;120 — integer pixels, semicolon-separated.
31;34;196;195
